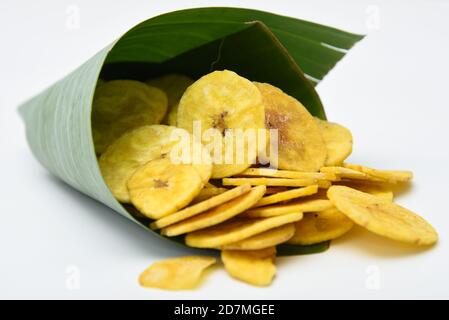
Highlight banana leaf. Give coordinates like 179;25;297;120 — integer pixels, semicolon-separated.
18;8;363;256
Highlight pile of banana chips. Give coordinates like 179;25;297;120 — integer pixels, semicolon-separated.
94;70;438;290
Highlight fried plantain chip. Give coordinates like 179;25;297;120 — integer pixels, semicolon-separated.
327;186;438;246
315;118;353;166
243;199;334;218
150;185;251;229
92;80;168;154
254;82;327;172
139;256;216;290
128;158;203;219
287;208;354;245
99;125;211;203
335;181;394;201
146;74;194;126
222;177;328;188
239;168;336;180
320;166;374;181
190;187;229;204
185;212;303;248
178;70;266;178
161;186;266;237
221;249;276;286
221;224;295;250
343;163;413;183
253;185;319;208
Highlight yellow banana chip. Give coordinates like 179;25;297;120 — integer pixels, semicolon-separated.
161;185;266;237
150;185;251;229
315;118;353;166
146;74;194;126
99;125;211;203
320;166;375;181
343;163;413;183
221;224;295;250
327;186;438;246
190;187;229;204
92;80;168;155
178;70;266;178
222;177;325;188
128;158;203;219
221;249;276;286
254;82;327;172
253;185;319;208
139;256;216;290
336;181;394;201
239;168;336;180
185;212;303;248
243;199;334;218
287;208;354;245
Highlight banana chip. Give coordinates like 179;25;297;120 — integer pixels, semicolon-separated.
343;163;413;183
99;125;211;203
253;185;319;208
336;181;394;201
254;82;327;171
190;187;229;204
146;74;194;126
221;249;276;286
92;80;168;154
244;199;334;218
239;168;336;180
161;185;266;237
139;256;216;290
178;70;266;178
320;166;374;181
327;186;438;246
150;185;251;229
222;177;327;188
185;212;303;248
221;224;295;250
128;158;203;219
287;208;354;245
315;118;353;166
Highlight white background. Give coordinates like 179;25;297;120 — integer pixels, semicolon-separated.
1;0;448;300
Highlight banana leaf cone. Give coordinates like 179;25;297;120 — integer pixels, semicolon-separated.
18;8;363;255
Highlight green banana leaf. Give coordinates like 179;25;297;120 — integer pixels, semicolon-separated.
18;7;363;256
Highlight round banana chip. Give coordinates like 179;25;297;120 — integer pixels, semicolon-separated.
99;125;211;203
221;224;295;250
161;185;266;237
150;185;251;230
327;186;438;246
336;181;394;201
128;158;203;219
139;256;216;290
190;187;229;204
240;168;336;180
92;80;168;155
315;118;353;166
287;208;354;245
177;70;266;178
185;212;303;248
221;249;276;286
320;166;376;181
343;163;413;183
222;177;328;188
146;74;194;126
253;185;319;208
243;199;334;218
254;82;327;172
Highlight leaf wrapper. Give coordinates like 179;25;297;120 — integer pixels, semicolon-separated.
18;8;363;256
